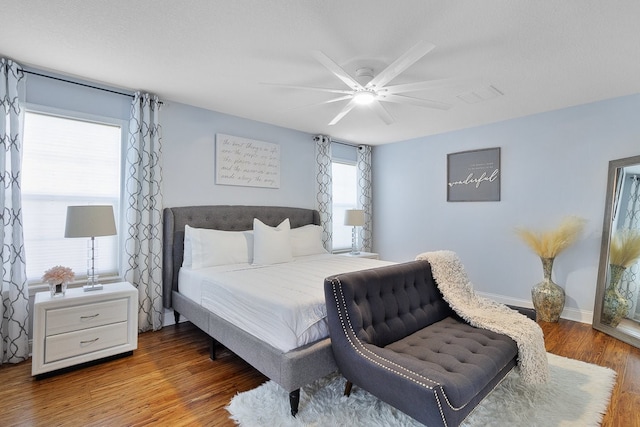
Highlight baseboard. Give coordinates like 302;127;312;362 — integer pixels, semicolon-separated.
27;296;591;354
477;291;594;324
160;293;593;329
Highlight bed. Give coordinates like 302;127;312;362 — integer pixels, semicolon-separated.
162;205;389;416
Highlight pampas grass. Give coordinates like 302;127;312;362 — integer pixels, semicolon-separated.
610;230;640;268
515;216;586;258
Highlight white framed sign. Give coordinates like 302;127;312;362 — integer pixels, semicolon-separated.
215;134;280;189
447;147;500;202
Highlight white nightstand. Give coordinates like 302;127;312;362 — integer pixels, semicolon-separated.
32;281;138;377
340;251;380;260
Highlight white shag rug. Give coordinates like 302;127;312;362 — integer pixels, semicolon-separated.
227;353;616;427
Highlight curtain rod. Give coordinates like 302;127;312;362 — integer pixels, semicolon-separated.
24;69;164;105
23;69;135;98
333;140;363;148
313;135;362;148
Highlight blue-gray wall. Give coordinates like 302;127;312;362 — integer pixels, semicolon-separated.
25;71;131;120
372;94;640;321
161;101;316;208
24;71;318;211
24;67;640;322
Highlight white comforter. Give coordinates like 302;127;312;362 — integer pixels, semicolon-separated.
179;254;393;352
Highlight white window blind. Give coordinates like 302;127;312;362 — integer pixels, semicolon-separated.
331;161;358;251
21;111;122;283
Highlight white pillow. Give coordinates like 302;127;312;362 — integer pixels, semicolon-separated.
290;224;328;256
252;218;294;265
183;227;193;267
184;225;253;269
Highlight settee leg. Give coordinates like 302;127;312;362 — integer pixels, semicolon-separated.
344;381;353;397
289;389;300;416
174;311;180;324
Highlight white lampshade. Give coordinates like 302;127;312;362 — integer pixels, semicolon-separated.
65;205;117;238
344;209;365;226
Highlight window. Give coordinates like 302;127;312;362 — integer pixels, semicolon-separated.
331;161;358;250
331;147;358;251
21;110;123;284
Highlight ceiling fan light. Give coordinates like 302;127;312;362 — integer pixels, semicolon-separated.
353;90;376;105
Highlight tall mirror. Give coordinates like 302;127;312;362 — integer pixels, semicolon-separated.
593;154;640;348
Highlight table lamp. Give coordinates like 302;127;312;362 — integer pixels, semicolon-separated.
344;209;365;255
65;205;117;291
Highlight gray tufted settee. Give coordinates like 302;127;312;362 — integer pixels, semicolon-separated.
324;260;535;427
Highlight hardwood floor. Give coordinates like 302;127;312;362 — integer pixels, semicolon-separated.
1;319;638;426
539;320;640;427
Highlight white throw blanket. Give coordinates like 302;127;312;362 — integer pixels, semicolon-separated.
416;250;549;385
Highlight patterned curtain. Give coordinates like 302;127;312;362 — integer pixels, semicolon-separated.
315;135;333;251
0;58;29;363
357;144;373;252
124;92;163;332
619;175;640;320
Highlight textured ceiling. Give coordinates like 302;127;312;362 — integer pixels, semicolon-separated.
2;1;640;145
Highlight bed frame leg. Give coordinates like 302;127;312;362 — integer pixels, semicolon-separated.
289;389;300;416
344;381;353;397
209;338;217;360
174;311;180;325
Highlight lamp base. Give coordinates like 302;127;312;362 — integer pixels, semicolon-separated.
350;226;360;256
84;271;101;292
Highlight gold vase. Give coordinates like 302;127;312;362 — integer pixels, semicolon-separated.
531;257;565;322
602;264;629;327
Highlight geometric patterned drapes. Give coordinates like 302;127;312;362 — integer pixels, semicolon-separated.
0;58;29;363
315;135;333;251
123;92;164;332
357;144;373;252
619;175;640;320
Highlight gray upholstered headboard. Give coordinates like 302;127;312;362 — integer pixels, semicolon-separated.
162;205;321;308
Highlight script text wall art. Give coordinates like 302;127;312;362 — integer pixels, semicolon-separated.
447;147;500;202
216;134;280;189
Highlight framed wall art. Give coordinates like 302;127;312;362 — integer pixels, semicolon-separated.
447;147;500;202
215;134;280;189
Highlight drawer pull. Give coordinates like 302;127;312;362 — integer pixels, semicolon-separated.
80;313;100;320
80;338;100;345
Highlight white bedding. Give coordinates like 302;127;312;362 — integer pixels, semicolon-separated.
178;254;393;352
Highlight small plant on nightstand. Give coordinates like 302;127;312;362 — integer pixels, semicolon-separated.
42;265;75;297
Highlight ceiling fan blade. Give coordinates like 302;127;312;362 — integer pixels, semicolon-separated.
369;100;394;125
312;50;363;91
328;98;358;126
366;41;435;89
261;82;353;95
285;95;354;111
381;94;452;110
381;77;469;95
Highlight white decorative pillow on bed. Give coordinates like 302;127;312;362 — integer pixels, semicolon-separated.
183;228;193;267
252;218;294;265
184;225;253;269
290;224;327;256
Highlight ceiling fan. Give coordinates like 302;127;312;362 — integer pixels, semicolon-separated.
269;41;454;126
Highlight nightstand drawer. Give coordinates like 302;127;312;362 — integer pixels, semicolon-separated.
44;321;128;363
45;298;129;336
